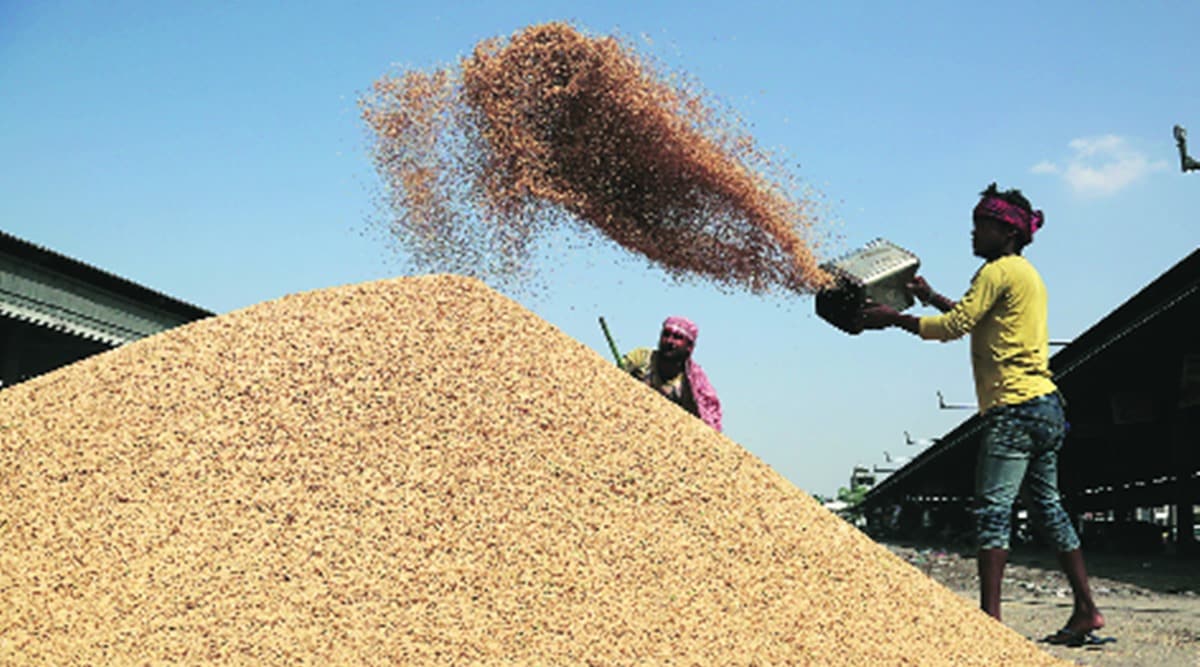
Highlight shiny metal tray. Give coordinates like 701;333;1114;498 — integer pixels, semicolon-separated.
815;238;920;334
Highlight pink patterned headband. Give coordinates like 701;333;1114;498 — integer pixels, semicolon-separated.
973;196;1044;243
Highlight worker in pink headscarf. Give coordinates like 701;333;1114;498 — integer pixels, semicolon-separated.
621;316;722;432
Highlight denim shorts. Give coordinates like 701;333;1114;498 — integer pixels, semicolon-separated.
974;392;1081;551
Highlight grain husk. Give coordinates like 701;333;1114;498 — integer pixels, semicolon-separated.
0;275;1067;665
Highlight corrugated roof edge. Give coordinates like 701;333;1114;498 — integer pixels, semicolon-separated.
1050;247;1200;380
0;229;214;320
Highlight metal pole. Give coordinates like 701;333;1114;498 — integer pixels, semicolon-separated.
1174;125;1200;172
598;316;624;370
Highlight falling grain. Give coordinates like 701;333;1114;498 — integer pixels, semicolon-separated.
360;22;835;297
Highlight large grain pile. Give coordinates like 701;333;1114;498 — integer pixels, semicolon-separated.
0;275;1066;665
360;22;833;297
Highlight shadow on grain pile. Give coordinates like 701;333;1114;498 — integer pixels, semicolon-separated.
0;275;1068;665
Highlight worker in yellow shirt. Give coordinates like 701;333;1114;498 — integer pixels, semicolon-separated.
860;183;1107;647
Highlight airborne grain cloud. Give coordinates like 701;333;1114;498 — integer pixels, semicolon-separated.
361;22;834;296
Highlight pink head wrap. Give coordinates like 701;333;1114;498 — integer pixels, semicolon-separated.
973;196;1044;244
662;316;698;342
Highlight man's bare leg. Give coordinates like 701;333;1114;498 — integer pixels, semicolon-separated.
977;548;1008;620
1056;548;1105;633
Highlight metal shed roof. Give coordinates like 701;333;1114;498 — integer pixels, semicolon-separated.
0;230;213;346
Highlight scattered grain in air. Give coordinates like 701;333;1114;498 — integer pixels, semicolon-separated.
360;22;837;297
2;275;1070;665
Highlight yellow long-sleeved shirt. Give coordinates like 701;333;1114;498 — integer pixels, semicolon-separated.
918;255;1057;412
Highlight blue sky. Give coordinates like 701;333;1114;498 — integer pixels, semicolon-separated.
3;2;1197;497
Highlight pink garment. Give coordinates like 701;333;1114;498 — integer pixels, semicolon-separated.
973;196;1044;244
685;358;722;432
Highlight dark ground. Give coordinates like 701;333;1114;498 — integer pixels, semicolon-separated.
883;541;1200;666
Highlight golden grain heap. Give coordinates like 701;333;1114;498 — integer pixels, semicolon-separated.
0;275;1068;665
360;22;834;296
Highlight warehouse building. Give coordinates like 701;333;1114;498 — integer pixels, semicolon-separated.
0;231;212;388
